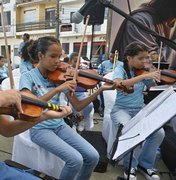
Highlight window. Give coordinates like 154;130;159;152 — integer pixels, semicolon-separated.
45;8;56;28
62;43;69;54
24;9;37;23
60;24;72;32
0;11;11;32
1;45;11;61
92;42;106;56
74;42;87;57
0;11;11;26
2;0;10;4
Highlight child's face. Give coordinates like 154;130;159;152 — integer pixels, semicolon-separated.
0;58;5;67
128;51;149;70
39;44;62;72
71;55;80;68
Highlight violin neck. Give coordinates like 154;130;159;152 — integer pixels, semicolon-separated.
161;71;176;79
21;95;61;111
78;70;114;84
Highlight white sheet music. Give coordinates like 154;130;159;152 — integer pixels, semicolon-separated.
113;87;176;160
150;84;176;91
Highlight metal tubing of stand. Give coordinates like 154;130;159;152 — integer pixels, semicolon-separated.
90;24;95;63
116;148;134;180
127;149;134;180
110;124;123;165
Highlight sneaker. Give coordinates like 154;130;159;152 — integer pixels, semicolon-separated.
138;165;160;180
124;167;137;180
77;121;84;132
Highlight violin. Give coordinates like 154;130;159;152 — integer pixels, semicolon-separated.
0;92;61;122
135;63;176;85
48;62;134;94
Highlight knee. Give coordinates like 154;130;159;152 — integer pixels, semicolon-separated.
67;153;83;170
86;149;100;166
153;128;165;143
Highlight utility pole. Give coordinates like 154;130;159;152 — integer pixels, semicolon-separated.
56;0;60;39
105;6;113;60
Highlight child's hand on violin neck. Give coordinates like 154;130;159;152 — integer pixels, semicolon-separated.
41;105;72;121
144;70;161;82
57;80;77;92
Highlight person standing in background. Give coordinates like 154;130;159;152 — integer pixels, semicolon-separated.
97;53;115;76
18;33;30;57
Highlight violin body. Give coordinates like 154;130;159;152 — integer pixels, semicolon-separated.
48;62;106;89
160;69;176;84
0;92;62;121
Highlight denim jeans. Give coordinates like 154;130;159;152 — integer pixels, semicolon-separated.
110;105;165;169
0;161;41;180
30;123;99;180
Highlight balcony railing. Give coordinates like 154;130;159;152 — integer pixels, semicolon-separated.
16;0;54;5
16;20;56;32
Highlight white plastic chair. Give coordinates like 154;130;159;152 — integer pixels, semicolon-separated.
12;130;65;178
12;68;20;77
101;72;117;159
1;76;20;90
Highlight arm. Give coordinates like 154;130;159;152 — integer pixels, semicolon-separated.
114;71;160;89
0;105;72;137
39;80;77;101
66;83;115;111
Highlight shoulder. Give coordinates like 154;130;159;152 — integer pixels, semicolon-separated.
128;12;154;26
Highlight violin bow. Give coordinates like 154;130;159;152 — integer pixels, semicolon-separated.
157;42;163;71
0;1;14;89
73;15;90;81
113;50;119;71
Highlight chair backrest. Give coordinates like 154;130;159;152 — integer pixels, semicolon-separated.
12;68;21;77
102;72;116;109
1;76;20;90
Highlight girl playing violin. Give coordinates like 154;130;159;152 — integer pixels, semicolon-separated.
19;36;115;180
0;89;71;179
111;41;165;180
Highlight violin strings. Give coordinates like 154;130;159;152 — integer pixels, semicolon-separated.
79;70;114;84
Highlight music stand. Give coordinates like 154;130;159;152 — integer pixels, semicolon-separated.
110;87;176;180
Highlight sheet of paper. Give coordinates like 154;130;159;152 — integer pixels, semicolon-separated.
113;87;176;160
122;87;174;134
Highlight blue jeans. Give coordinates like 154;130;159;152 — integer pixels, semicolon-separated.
110;106;165;169
0;161;41;180
30;123;99;180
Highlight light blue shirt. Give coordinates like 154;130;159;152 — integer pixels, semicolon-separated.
113;62;154;108
0;65;9;80
18;42;25;54
19;59;33;74
98;60;113;75
19;67;64;129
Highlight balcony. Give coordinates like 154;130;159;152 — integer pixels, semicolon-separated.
16;20;56;32
16;0;55;5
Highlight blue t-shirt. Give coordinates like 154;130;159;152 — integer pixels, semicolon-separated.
98;60;113;75
19;67;64;129
19;60;33;74
0;65;9;81
18;42;25;54
113;62;154;108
